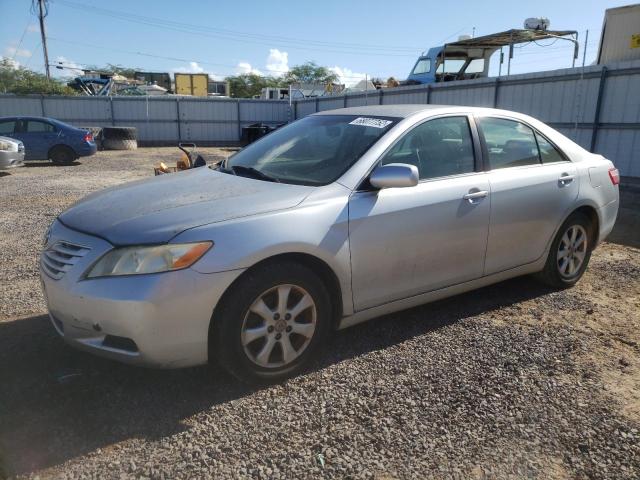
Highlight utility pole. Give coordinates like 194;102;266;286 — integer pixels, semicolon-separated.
36;0;50;80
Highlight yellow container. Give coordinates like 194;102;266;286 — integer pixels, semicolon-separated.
175;73;209;97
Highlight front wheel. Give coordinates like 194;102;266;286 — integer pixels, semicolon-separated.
211;262;331;384
537;212;593;289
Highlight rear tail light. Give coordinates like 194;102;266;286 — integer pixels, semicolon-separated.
608;167;620;186
83;132;93;142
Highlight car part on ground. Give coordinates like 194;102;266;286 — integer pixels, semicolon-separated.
101;127;138;150
0;136;25;170
38;105;619;384
154;143;208;175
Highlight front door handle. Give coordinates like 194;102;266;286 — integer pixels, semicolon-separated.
558;174;575;185
463;190;488;203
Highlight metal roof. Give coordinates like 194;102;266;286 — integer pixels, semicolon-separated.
445;29;577;49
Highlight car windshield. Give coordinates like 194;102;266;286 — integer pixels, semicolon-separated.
226;115;399;186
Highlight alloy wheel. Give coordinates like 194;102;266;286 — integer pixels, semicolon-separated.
557;224;588;278
241;284;317;368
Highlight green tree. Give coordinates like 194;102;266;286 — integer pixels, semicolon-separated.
282;61;339;85
225;73;281;98
0;58;76;95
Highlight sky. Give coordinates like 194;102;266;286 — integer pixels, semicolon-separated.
0;0;631;86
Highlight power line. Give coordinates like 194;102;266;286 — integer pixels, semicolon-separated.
47;36;388;79
55;0;420;56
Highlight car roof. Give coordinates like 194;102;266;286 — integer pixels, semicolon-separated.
312;104;519;119
0;115;69;125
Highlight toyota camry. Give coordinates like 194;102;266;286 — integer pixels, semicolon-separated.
40;105;619;383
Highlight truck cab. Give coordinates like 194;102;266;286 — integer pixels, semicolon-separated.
406;45;493;84
405;29;578;85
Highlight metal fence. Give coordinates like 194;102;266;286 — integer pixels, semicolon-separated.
292;60;640;178
0;95;291;146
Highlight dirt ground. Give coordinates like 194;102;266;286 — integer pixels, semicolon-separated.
0;149;638;479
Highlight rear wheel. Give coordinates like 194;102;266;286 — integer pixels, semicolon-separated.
537;212;593;288
211;262;331;384
49;145;77;165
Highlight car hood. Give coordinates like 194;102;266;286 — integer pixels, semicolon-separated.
59;167;313;245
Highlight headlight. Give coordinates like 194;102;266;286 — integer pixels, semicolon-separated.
86;242;213;278
0;140;15;151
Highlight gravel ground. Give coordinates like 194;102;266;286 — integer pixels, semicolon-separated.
0;150;639;479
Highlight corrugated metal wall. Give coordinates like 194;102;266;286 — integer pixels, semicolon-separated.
0;95;291;146
293;60;640;178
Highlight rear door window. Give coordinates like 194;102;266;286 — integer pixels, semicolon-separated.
477;117;540;169
535;132;567;163
0;120;16;135
25;120;56;133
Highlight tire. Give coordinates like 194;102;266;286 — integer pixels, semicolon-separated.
537;212;593;289
102;126;137;140
49;145;77;165
102;138;138;150
211;262;332;384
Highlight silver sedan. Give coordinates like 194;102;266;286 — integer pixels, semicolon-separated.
0;136;25;169
40;105;619;383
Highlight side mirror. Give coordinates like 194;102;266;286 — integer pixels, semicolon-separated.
369;163;419;189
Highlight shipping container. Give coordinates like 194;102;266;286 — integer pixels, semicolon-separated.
175;73;209;97
597;4;640;64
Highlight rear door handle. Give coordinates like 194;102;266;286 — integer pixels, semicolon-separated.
558;174;575;185
463;190;488;202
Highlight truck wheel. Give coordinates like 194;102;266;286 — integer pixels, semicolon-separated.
49;145;77;165
211;262;331;384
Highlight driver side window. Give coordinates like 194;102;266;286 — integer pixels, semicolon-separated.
380;116;475;180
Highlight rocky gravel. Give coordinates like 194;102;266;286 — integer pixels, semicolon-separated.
0;150;639;479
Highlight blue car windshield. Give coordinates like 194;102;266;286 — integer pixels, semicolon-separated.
226;115;399;186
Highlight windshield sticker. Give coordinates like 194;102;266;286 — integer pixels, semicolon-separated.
349;117;393;129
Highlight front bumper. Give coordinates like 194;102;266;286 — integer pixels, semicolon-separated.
0;150;25;169
40;220;244;368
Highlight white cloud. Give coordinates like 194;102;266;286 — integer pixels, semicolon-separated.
172;61;205;74
330;66;368;87
265;49;288;76
236;61;262;76
27;24;39;33
52;56;84;77
3;46;32;58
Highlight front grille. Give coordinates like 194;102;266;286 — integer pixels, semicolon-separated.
41;241;90;280
18;143;24;153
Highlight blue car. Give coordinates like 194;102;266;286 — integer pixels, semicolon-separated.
0;116;97;165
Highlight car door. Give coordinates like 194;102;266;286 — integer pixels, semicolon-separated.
477;116;579;275
348;115;491;311
15;119;60;160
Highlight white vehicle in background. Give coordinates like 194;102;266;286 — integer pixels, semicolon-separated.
0;136;25;170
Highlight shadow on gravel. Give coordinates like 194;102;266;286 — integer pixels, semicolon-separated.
23;161;82;167
0;275;553;476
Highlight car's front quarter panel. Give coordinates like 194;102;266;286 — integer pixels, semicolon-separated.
40;219;244;367
172;183;355;316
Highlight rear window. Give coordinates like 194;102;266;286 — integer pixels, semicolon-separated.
25;121;56;133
